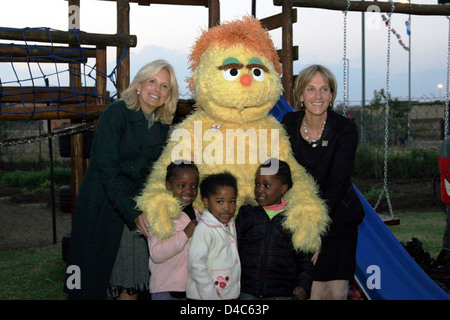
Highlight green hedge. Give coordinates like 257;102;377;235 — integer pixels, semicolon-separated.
1;167;71;187
354;143;439;179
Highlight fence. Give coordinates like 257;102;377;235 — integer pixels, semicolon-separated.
0;119;80;251
344;100;446;149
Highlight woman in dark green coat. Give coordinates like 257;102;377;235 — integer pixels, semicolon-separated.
64;60;179;300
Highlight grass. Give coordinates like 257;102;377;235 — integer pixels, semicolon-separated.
0;210;446;300
0;244;67;300
388;210;446;259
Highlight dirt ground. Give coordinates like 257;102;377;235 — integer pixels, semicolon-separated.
0;177;443;251
0;188;72;251
355;177;442;213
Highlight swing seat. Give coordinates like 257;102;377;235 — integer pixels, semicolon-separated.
378;213;400;226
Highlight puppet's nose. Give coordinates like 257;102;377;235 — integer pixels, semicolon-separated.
240;74;252;86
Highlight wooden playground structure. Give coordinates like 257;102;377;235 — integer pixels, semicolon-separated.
0;0;449;215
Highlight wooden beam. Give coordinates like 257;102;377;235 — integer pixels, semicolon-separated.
0;86;104;104
260;9;297;31
96;46;108;106
273;0;450;16
68;0;83;216
0;27;137;47
0;99;197;122
116;0;131;97
276;46;298;63
98;0;209;6
0;45;96;59
208;0;220;28
0;57;89;63
282;0;294;106
0;104;107;120
173;99;196;124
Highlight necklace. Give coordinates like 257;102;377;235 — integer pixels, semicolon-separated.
303;119;326;148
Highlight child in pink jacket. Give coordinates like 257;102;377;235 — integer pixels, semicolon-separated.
148;161;200;300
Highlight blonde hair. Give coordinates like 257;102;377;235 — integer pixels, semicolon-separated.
294;64;337;111
121;59;179;124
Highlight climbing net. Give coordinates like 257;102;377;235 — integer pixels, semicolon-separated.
0;27;125;118
0;27;130;149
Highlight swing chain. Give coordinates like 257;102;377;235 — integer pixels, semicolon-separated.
342;0;351;116
374;1;395;217
445;16;450;138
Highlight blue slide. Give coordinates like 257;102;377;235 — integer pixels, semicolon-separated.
269;95;294;121
271;96;450;300
354;187;449;300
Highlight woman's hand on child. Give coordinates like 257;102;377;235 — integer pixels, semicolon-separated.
135;213;150;238
293;287;307;300
184;220;198;238
311;251;319;265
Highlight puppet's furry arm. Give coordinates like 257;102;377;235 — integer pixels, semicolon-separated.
272;117;330;253
283;158;330;253
135;118;195;240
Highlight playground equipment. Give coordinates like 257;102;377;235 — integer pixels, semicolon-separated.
0;0;219;216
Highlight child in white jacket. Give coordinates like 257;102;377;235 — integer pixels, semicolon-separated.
186;172;241;300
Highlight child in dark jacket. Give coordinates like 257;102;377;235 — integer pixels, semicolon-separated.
236;158;314;300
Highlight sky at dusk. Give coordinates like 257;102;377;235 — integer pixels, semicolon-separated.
1;0;448;106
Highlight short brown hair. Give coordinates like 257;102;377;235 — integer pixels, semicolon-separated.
294;64;337;111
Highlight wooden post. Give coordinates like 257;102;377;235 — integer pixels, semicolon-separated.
68;0;84;216
208;0;220;27
281;0;294;107
117;0;130;98
96;46;108;106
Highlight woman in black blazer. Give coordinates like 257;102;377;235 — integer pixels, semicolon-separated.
281;65;364;300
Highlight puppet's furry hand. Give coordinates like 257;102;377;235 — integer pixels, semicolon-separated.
136;188;182;240
283;189;330;253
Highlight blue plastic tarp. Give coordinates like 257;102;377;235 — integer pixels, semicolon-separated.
270;96;450;300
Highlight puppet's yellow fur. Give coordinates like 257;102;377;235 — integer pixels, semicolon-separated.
135;17;330;253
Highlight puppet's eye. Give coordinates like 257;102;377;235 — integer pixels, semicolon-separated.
251;68;265;81
222;68;240;81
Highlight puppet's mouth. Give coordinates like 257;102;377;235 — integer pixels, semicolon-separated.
202;100;277;123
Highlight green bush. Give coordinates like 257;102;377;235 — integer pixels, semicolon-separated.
354;143;438;179
1;157;70;171
1;167;71;187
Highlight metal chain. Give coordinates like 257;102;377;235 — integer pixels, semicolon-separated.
375;1;395;217
0;122;95;148
445;16;450;138
342;0;351;116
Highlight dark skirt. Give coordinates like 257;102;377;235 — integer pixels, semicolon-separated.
313;226;359;282
107;226;150;298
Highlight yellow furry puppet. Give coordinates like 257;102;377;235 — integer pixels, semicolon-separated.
136;17;330;253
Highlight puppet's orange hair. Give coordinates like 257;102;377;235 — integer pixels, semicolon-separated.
187;16;282;94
